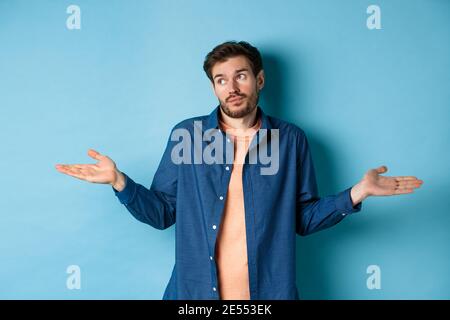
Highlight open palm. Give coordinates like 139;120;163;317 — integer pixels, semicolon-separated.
55;149;117;184
362;166;423;196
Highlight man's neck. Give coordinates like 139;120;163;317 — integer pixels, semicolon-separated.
219;106;259;130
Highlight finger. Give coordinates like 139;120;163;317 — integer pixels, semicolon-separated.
395;183;423;194
393;188;415;195
55;164;72;172
395;186;416;193
397;180;423;188
67;166;82;174
87;149;103;160
72;164;95;170
395;176;420;182
63;170;88;181
56;164;86;172
375;165;388;174
56;165;84;178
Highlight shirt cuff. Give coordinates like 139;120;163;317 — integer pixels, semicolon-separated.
112;172;136;205
335;187;362;214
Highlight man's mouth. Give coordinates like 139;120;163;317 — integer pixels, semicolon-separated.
228;96;245;104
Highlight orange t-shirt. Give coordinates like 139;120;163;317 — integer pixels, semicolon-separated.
215;116;261;300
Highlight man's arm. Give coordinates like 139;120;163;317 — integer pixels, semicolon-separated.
295;131;424;236
111;129;179;230
111;170;177;230
55;129;179;230
295;131;362;236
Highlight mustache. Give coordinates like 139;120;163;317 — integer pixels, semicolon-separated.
226;93;246;102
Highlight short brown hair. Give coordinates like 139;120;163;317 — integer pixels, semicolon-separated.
203;41;263;82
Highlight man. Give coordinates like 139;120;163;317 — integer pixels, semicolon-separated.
55;41;423;300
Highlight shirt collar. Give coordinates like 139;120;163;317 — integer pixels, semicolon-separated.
205;105;272;131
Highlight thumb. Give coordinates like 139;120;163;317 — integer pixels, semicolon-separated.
87;148;103;160
375;165;388;174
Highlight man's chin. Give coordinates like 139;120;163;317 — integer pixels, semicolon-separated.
228;102;245;110
221;103;255;119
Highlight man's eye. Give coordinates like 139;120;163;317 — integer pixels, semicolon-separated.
237;74;246;80
217;79;226;85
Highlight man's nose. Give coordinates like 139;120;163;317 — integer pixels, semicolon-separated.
228;79;240;94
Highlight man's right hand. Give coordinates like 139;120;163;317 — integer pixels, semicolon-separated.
55;149;126;192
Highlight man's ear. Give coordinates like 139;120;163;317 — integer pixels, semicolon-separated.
256;70;265;90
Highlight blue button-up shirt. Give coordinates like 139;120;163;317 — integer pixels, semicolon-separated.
113;106;362;300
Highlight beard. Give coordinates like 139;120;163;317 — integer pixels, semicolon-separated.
219;89;260;119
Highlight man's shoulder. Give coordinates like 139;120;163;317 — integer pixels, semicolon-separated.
266;114;306;139
170;114;210;131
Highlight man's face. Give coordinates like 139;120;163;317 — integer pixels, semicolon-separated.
211;55;264;119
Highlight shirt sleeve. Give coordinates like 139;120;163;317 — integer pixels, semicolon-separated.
112;129;178;230
295;130;362;236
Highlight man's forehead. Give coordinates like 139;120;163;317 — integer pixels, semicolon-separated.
211;56;251;76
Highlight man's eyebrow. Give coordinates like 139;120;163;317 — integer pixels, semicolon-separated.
235;68;249;73
212;68;250;80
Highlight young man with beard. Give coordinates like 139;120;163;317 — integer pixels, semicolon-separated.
55;41;423;300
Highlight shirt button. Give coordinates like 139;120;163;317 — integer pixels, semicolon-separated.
210;256;213;260
213;287;217;291
212;225;217;230
219;196;224;200
342;213;346;216
225;166;230;171
227;138;231;143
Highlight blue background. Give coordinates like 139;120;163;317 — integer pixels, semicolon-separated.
0;0;448;299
